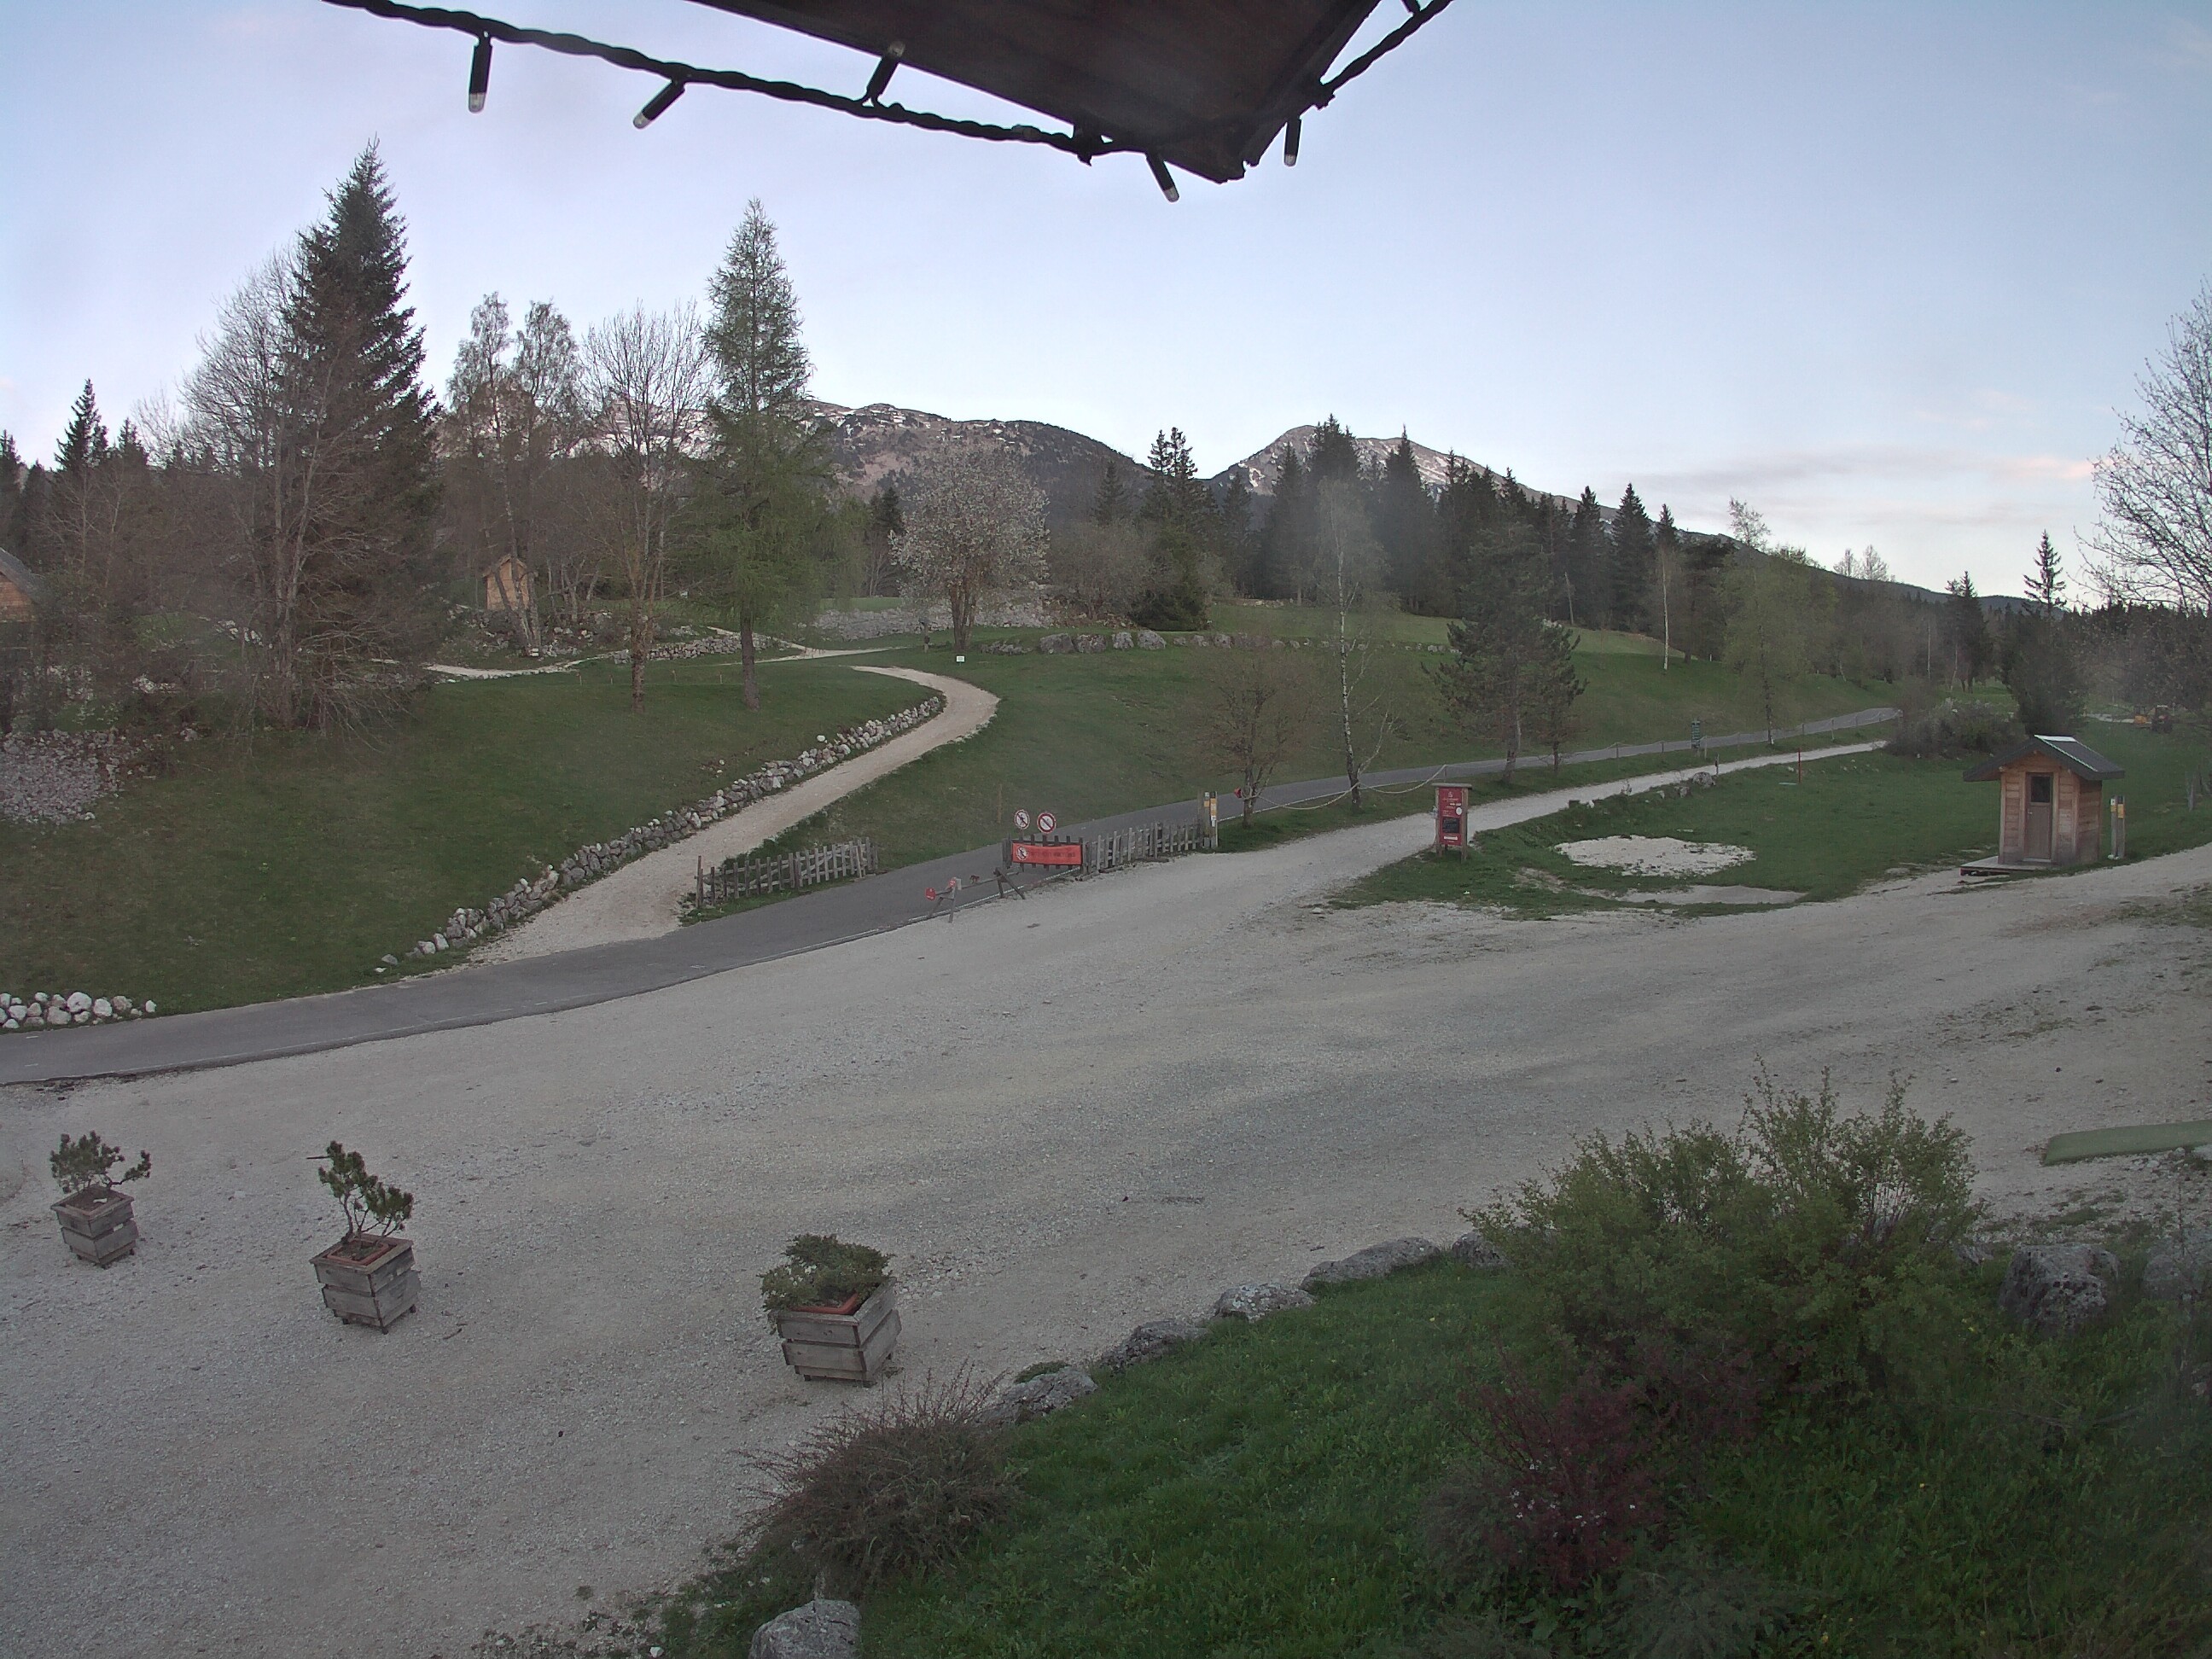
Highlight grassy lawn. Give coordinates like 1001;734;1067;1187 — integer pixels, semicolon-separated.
0;659;915;1011
1334;722;2212;917
650;1252;2211;1658
750;641;1893;870
1210;602;1672;659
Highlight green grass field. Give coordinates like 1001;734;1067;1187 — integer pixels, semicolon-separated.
748;640;1891;870
0;658;915;1011
1336;722;2212;917
649;1251;2211;1659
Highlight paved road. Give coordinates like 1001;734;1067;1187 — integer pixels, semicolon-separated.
0;707;1894;1085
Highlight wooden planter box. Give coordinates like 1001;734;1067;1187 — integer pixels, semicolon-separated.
52;1187;137;1267
312;1234;419;1331
772;1284;899;1382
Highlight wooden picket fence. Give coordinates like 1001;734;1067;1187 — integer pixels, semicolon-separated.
1083;816;1211;876
696;837;878;908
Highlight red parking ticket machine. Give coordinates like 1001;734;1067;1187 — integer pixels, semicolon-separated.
1435;783;1470;853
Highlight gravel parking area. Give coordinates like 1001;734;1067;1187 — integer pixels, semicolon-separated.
3;816;2208;1657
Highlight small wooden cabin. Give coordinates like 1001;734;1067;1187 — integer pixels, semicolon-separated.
1963;736;2124;869
482;555;533;615
0;546;44;622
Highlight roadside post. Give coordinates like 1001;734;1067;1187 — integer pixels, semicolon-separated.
2111;795;2128;860
1435;783;1470;859
1199;792;1220;850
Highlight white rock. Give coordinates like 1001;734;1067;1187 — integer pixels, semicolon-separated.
66;991;92;1013
93;998;113;1018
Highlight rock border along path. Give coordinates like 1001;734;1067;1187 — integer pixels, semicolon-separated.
470;666;996;963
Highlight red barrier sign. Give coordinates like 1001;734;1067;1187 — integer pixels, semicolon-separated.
1009;841;1084;868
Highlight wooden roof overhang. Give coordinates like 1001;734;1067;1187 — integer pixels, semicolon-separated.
691;1;1383;183
320;0;1456;189
1963;736;2126;783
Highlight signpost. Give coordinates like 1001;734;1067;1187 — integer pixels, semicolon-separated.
1037;812;1057;834
1435;783;1470;857
1013;809;1030;831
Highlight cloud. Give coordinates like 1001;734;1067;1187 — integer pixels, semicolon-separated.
1639;444;2092;497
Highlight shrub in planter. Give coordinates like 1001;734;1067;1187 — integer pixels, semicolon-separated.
762;1235;899;1382
49;1132;152;1266
311;1141;419;1331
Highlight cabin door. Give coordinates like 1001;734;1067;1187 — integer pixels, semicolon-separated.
2025;772;2055;861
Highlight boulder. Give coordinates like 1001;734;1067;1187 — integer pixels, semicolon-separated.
1097;1318;1209;1373
1075;633;1108;653
1039;632;1074;655
2144;1238;2212;1303
1999;1243;2120;1336
1302;1237;1442;1292
1111;631;1134;650
1450;1231;1511;1272
749;1598;861;1659
983;1365;1097;1426
1134;630;1167;649
1210;1283;1314;1323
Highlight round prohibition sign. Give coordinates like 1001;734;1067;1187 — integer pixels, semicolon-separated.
1013;809;1031;830
1037;812;1057;835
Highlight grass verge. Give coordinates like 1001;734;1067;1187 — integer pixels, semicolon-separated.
0;658;914;1012
1334;722;2212;918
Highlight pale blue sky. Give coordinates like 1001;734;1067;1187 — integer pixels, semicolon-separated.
4;2;2209;593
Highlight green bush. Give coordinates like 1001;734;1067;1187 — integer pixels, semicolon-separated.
49;1131;151;1197
1886;697;2017;759
1470;1071;1979;1401
741;1371;1018;1597
760;1233;890;1313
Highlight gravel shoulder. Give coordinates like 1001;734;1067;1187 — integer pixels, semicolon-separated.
3;790;2207;1658
473;666;997;963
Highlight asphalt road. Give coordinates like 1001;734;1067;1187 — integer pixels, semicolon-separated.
0;707;1893;1085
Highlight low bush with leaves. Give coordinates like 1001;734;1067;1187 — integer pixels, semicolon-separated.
1467;1070;1978;1405
760;1233;890;1313
741;1371;1019;1598
317;1140;414;1239
49;1131;152;1198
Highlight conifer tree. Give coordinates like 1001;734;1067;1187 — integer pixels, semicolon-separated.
1134;427;1212;628
1607;484;1655;632
54;382;108;475
1437;513;1565;782
1563;487;1607;628
1093;459;1129;525
1377;434;1441;612
1215;466;1258;594
1260;448;1310;601
2024;531;2066;615
701;198;828;708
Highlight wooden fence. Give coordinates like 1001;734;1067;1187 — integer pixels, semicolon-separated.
1082;816;1211;876
696;837;878;908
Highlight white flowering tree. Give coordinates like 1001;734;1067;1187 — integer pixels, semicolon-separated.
891;450;1046;653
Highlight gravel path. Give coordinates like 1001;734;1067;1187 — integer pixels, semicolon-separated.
472;667;998;963
4;787;2207;1658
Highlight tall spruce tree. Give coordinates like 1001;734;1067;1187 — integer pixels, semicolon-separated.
54;382;109;475
2025;532;2067;614
1215;465;1258;595
1377;434;1441;612
1093;459;1129;525
1135;427;1212;628
1563;487;1607;629
701;198;827;708
267;143;439;727
1608;484;1655;632
1261;448;1310;601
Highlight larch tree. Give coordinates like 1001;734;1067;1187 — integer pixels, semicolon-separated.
1202;639;1317;827
892;449;1046;654
701;199;828;709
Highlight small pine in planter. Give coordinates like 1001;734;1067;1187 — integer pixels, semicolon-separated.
311;1141;420;1331
49;1132;152;1266
764;1235;899;1383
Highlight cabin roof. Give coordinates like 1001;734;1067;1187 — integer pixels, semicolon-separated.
695;1;1388;182
0;545;47;607
1962;735;2126;783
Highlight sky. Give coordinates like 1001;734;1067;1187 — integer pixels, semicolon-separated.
4;2;2209;595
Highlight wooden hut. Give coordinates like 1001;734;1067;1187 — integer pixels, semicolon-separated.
1963;736;2124;870
482;555;533;615
0;546;44;622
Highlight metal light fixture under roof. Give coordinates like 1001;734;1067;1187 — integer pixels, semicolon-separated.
467;34;492;112
633;79;685;128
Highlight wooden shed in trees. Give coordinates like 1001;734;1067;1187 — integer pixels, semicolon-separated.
482;555;533;614
1963;736;2123;870
0;547;45;622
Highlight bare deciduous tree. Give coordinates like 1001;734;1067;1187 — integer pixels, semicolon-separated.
445;294;588;649
2092;282;2212;609
1316;479;1388;805
1048;520;1149;620
583;302;709;712
1201;641;1316;826
892;451;1046;654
